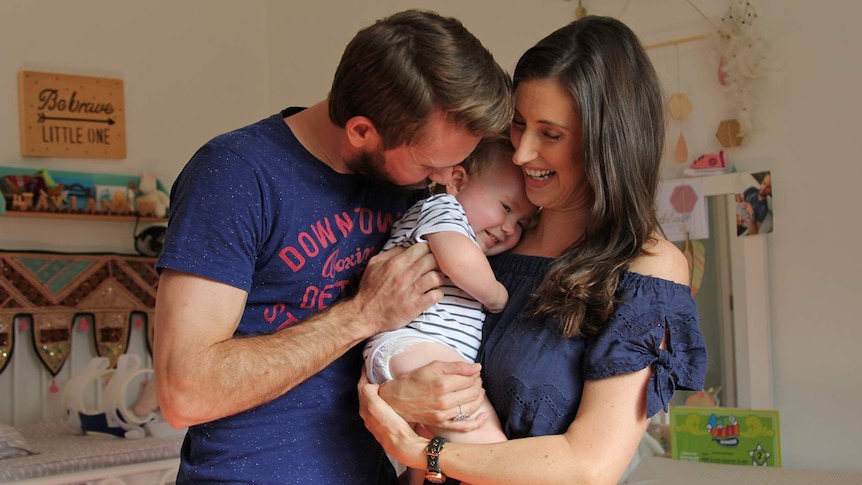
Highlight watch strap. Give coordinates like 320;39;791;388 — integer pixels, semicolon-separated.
425;436;447;484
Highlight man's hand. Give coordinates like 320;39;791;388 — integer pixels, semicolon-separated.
378;360;488;432
156;243;442;428
349;243;444;336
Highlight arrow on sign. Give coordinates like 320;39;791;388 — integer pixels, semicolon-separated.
37;112;115;125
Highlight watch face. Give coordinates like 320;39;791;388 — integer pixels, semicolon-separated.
425;473;446;484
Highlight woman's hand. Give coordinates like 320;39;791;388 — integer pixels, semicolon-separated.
358;369;430;469
378;360;489;432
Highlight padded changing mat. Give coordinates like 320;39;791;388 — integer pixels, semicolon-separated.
0;419;182;483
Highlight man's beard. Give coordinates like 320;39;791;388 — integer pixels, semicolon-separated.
345;149;430;193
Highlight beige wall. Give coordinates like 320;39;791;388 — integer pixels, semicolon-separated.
0;0;271;253
1;0;860;473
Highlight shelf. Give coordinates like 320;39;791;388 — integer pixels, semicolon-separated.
1;210;166;223
1;166;170;224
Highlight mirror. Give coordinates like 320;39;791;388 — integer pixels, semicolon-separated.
665;172;774;409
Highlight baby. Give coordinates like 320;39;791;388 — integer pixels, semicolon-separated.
363;137;538;484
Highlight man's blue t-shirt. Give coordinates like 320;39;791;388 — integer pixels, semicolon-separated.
157;108;409;484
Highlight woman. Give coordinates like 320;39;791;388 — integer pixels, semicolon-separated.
360;16;708;484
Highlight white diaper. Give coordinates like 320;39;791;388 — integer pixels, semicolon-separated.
365;329;446;384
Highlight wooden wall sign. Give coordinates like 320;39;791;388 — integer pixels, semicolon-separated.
18;71;126;160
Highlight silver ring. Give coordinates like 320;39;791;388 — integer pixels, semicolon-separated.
453;404;470;422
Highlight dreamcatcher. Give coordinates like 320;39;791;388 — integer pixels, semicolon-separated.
715;0;776;144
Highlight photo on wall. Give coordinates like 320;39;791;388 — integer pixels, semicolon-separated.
656;179;709;243
735;171;773;236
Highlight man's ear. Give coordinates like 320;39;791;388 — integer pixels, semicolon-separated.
445;166;470;195
344;116;380;149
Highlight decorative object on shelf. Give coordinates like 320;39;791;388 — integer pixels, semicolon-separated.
0;166;168;219
684;151;727;177
0;251;158;382
17;71;126;160
1;172;52;212
95;185;135;215
134;172;170;218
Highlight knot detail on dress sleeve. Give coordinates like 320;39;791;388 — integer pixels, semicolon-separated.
648;348;678;417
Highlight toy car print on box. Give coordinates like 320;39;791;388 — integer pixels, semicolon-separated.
670;406;781;467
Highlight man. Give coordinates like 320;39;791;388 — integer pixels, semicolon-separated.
153;9;512;484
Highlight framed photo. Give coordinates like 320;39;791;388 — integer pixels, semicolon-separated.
657;179;709;242
735;170;773;236
95;184;134;215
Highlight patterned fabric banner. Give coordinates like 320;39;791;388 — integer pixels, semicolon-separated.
0;313;13;374
0;251;158;374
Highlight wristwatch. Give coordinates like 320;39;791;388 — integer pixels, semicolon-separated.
425;436;447;484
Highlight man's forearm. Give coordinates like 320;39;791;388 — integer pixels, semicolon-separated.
160;297;371;428
157;244;442;428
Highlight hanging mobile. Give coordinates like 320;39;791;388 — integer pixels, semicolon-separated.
575;0;587;19
670;93;691;163
669;44;692;164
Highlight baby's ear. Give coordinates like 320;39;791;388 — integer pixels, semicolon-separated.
445;165;470;195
